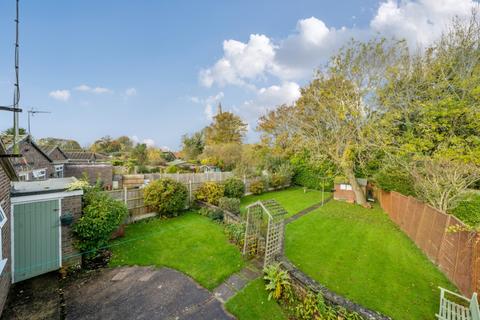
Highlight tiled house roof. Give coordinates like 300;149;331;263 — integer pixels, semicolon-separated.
0;140;18;181
64;150;108;162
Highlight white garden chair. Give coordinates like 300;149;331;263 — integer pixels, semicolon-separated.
436;287;480;320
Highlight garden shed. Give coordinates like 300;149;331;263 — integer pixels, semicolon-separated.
333;177;373;203
10;177;82;283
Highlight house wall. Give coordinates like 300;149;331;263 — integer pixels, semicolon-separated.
0;167;11;315
61;195;82;267
64;163;113;188
12;141;53;179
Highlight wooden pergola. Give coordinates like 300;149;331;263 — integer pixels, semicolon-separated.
243;199;287;269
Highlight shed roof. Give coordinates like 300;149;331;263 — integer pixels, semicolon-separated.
12;177;79;196
0;140;18;181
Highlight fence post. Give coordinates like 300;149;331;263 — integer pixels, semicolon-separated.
471;233;480;296
124;186;128;205
206;172;209;181
176;172;179;181
189;180;192;205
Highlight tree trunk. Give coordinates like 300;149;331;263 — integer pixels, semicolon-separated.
343;166;370;208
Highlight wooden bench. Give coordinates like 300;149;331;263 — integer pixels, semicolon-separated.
436;287;480;320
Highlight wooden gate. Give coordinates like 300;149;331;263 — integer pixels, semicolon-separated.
13;200;61;283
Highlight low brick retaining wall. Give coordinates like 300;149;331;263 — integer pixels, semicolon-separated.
278;257;391;320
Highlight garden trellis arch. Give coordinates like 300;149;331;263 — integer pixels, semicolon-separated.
243;200;287;269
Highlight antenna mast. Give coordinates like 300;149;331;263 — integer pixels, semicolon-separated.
27;109;51;136
12;0;21;153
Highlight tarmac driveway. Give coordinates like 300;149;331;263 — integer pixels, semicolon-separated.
64;266;234;320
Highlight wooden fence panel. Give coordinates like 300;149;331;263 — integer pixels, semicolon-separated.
378;190;478;296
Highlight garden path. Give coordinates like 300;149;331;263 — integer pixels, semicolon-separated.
213;260;262;303
284;196;332;224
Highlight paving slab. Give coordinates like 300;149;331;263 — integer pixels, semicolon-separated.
213;283;236;303
226;274;249;291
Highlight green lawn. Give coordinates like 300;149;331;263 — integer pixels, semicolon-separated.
241;186;330;217
285;200;455;319
225;278;287;320
109;212;244;290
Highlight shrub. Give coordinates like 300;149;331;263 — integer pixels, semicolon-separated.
223;178;245;198
451;192;480;227
218;197;240;214
137;165;150;174
73;189;128;256
374;167;416;196
224;222;245;246
198;207;223;221
270;174;288;189
195;181;225;205
143;178;188;217
263;263;292;302
249;180;265;195
165;165;179;173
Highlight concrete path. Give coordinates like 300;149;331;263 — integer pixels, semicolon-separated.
212;261;262;303
64;266;234;320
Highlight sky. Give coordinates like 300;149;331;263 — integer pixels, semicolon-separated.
0;0;478;150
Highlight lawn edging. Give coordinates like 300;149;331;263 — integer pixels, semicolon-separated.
277;257;391;320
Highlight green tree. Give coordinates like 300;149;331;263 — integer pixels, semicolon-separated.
377;13;480;211
204;108;247;145
181;130;204;160
2;127;27;136
131;143;148;165
293;38;405;206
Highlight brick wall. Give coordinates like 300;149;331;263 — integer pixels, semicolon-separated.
61;195;82;267
333;184;356;203
0;168;11;315
64;163;113;188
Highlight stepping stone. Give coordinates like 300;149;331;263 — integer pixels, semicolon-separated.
239;267;261;281
213;283;236;303
227;274;248;291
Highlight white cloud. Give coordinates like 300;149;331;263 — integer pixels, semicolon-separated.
190;92;224;120
130;135;156;147
200;34;276;87
142;138;155;147
49;89;71;101
74;84;113;94
199;0;479;122
370;0;478;46
125;87;137;96
74;84;91;92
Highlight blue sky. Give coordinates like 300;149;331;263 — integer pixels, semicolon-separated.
0;1;477;150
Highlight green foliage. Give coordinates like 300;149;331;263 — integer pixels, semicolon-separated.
218;197;241;214
249;179;266;195
224;222;245;246
451;192;480;227
111;159;125;166
143;178;188;217
165;165;179;173
131;143;148;165
290;152;335;190
195;181;225;205
270;174;288;189
263;263;292;302
373;166;415;196
205;108;247;145
73;189;128;256
137;164;150;174
198;207;224;221
223;177;245;198
181;131;205;161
